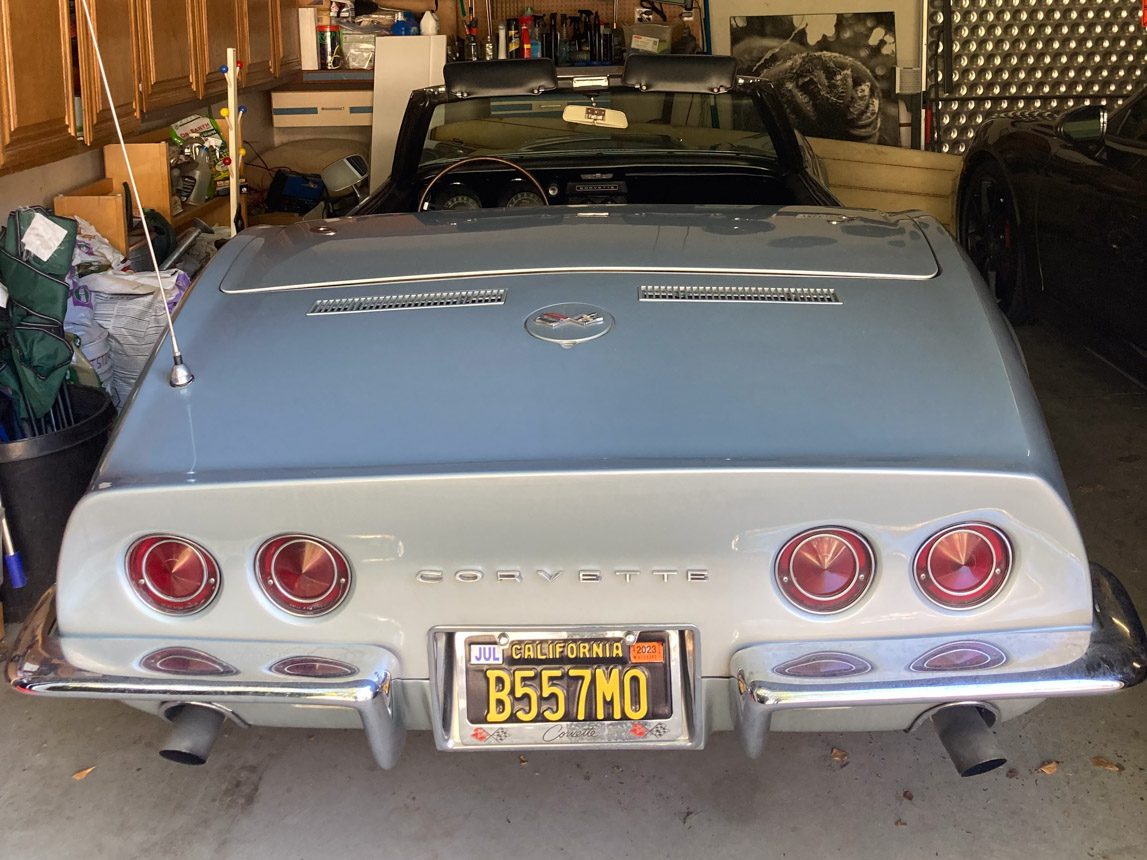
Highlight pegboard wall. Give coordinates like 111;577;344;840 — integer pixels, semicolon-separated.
475;0;701;46
926;0;1147;153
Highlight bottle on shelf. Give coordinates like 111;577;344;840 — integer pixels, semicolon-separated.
519;14;532;58
507;18;520;57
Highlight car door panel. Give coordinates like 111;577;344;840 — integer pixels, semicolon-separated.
1037;113;1147;345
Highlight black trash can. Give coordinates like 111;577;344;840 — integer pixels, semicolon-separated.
0;385;116;622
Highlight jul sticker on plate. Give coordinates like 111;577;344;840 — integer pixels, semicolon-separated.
469;643;503;665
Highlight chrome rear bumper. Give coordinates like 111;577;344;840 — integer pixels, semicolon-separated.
6;565;1144;767
4;588;405;768
732;564;1146;756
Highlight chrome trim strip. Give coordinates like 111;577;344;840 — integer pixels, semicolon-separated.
5;589;406;769
223;264;937;295
731;564;1146;758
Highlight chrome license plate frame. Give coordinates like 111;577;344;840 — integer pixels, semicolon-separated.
429;625;701;750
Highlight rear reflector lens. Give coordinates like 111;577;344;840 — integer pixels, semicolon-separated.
774;651;872;678
126;535;220;614
269;657;358;678
910;641;1007;672
915;523;1012;609
256;535;352;616
141;647;237;676
775;527;875;614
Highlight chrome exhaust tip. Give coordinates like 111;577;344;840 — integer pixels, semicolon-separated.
931;704;1007;777
159;704;226;766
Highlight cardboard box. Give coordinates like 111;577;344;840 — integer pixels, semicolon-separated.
54;179;130;254
272;87;374;127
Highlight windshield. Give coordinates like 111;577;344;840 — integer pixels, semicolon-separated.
420;89;779;166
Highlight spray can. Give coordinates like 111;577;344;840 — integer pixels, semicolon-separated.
519;15;532;58
497;21;508;59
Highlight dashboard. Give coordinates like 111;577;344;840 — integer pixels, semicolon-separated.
421;165;798;210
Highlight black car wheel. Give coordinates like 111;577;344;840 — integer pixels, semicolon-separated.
960;161;1030;322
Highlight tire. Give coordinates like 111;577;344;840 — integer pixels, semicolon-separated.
958;160;1032;323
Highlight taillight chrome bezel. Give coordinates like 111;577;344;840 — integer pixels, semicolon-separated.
774;526;876;615
125;535;221;615
255;534;352;617
914;522;1013;610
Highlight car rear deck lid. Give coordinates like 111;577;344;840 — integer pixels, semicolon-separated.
221;206;939;294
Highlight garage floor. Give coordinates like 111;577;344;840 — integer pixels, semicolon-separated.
1;322;1144;860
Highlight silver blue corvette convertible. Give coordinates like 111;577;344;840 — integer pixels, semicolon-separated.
7;56;1145;777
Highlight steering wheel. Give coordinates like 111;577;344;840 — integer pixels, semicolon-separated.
417;156;550;211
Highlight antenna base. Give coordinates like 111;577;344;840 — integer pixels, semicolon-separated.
169;361;195;388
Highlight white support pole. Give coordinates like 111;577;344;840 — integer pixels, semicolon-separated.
226;47;241;236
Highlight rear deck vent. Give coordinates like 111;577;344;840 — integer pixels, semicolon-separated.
308;289;506;316
640;285;840;304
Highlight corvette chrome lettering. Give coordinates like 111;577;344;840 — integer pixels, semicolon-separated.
416;567;708;583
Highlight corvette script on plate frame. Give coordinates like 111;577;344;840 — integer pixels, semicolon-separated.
430;627;701;750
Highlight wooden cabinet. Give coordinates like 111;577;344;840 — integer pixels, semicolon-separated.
199;0;242;96
0;0;76;167
137;0;200;112
76;0;141;144
275;0;300;78
0;0;302;174
241;0;277;88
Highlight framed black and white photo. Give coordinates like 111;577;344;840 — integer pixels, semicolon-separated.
730;12;901;146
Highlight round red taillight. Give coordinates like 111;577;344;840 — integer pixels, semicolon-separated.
256;535;351;616
126;535;220;614
775;527;875;614
915;523;1012;609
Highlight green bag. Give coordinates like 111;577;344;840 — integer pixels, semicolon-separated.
0;207;78;424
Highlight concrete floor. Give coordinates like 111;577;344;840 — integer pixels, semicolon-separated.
1;321;1144;860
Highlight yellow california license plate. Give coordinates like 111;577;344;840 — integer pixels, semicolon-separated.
464;633;673;725
434;627;698;749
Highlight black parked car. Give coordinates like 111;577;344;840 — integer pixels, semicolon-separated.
957;82;1147;372
354;55;838;216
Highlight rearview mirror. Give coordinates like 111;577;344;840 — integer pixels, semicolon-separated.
562;104;629;129
1058;103;1107;144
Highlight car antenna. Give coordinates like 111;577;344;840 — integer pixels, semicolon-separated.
76;0;194;388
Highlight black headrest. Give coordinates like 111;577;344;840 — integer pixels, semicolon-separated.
622;54;738;94
443;59;558;99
